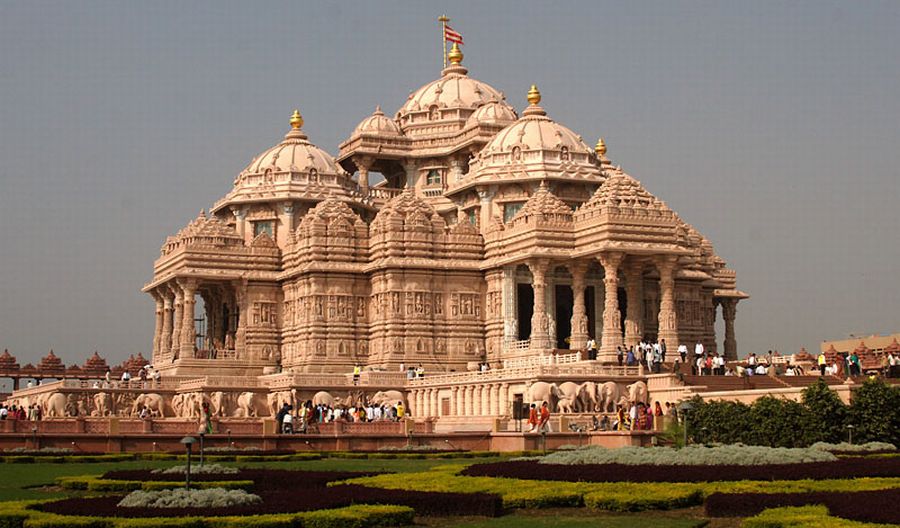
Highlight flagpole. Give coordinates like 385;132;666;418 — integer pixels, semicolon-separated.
439;15;449;69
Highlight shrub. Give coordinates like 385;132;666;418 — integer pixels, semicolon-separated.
742;505;897;528
801;379;849;444
151;465;239;476
584;487;704;511
117;489;262;509
531;445;837;466
705;488;900;524
847;378;900;446
811;442;897;453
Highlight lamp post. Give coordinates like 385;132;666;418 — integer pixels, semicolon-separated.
677;401;694;447
846;424;855;445
31;426;38;450
180;436;196;489
198;431;205;467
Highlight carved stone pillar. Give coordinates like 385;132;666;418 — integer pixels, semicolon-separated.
151;290;165;357
450;387;459;416
355;156;373;193
478;385;487;416
232;207;246;241
527;259;551;350
502;266;517;342
282;202;294;244
655;255;679;347
722;298;738;361
233;279;249;355
624;262;645;347
404;160;418;189
598;252;625;361
179;279;198;358
431;389;440;418
490;384;500;416
414;390;423;418
170;284;184;356
568;261;589;350
160;292;174;356
477;188;493;234
499;383;509;416
465;386;475;416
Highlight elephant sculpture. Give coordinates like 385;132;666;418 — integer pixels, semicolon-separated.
209;391;232;417
369;390;405;408
93;392;114;417
42;392;68;418
598;382;623;413
131;393;167;418
557;382;586;413
526;382;559;411
627;381;649;405
312;391;339;408
234;392;269;418
580;381;600;412
267;391;292;416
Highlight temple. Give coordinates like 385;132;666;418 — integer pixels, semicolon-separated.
143;45;746;380
2;40;768;446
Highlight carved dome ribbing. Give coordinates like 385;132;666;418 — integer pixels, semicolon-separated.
466;100;518;126
239;126;345;180
352;106;403;138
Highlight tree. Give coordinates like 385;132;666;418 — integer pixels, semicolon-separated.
847;378;900;446
801;379;847;443
748;396;810;447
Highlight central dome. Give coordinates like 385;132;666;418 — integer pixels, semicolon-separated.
396;47;514;136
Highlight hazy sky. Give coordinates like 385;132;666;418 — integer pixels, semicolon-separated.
1;1;898;371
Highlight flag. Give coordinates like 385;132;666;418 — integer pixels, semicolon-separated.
444;25;464;45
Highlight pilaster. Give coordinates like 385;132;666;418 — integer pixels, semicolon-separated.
527;259;552;350
655;255;679;347
722;298;738;361
568;261;589;350
598;252;625;361
624;262;645;347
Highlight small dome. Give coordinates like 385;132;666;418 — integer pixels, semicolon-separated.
466;101;518;126
240;125;344;179
397;54;507;133
352;106;402;137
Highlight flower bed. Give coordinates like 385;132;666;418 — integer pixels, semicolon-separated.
0;500;414;528
117;488;261;509
461;457;900;482
530;445;838;466
151;464;239;475
705;488;900;525
40;469;503;518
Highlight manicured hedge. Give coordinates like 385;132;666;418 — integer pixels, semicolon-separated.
343;464;900;512
1;454;136;464
0;500;414;528
742;505;897;528
462;457;900;482
705;488;900;525
45;469;503;518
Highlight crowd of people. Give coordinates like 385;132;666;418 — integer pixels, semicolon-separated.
274;398;406;434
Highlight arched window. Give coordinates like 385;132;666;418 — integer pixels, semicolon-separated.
426;169;442;186
560;146;570;161
512;146;522;161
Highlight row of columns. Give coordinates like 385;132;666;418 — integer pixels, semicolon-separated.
410;383;511;418
522;252;681;362
150;278;199;360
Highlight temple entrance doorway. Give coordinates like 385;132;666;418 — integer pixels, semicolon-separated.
516;283;533;341
585;286;596;339
555;285;573;349
618;286;628;336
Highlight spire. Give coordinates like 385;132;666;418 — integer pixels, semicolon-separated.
448;42;463;65
523;85;547;117
289;109;303;129
595;137;607;157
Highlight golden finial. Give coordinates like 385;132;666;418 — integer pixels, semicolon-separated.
289;109;303;129
448;43;463;65
595;137;607;156
526;84;541;105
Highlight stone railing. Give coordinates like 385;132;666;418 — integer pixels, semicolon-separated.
176;376;259;391
407;363;644;388
502;352;582;369
503;340;530;354
262;373;352;390
365;186;404;201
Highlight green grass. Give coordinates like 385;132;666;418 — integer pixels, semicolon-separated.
427;512;708;527
0;457;508;501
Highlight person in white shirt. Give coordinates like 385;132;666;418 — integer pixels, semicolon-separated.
694;342;704;359
748;353;758;367
121;371;131;383
696;355;704;376
755;364;767;375
678;344;688;363
282;411;294;434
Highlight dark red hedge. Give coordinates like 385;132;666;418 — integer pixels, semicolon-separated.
39;469;503;518
461;457;900;483
704;488;900;525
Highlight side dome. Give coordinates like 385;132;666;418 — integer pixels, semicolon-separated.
466;101;518;127
396;46;508;136
352;106;402;137
370;188;445;235
239;111;345;180
459;86;603;193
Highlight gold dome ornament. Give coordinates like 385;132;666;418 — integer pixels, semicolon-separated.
526;84;541;105
447;43;463;65
289;109;303;129
595;137;607;156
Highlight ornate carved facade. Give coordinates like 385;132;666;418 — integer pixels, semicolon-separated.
140;44;746;381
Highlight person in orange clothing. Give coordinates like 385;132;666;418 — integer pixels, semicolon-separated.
526;403;538;433
538;401;551;434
